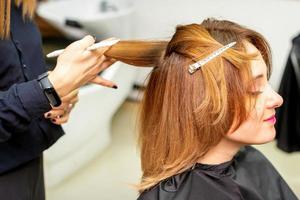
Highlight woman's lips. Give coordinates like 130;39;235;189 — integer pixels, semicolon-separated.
264;115;276;124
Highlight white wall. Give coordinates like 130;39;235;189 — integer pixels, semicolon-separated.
131;0;299;90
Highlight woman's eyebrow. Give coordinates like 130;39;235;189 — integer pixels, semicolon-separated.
252;74;264;80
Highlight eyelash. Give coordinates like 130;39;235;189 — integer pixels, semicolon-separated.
249;90;263;96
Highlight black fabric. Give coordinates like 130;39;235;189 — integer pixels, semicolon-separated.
275;34;300;152
0;156;45;200
0;3;64;173
138;146;298;200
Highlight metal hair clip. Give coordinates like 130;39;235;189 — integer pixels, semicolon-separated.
188;41;237;74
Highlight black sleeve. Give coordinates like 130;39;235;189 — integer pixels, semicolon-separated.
0;79;51;142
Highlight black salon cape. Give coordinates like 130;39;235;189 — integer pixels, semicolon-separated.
137;146;298;200
275;34;300;152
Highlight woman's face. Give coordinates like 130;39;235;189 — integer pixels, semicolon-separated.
226;41;283;145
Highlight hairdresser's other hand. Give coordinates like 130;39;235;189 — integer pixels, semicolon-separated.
48;35;117;98
43;89;79;125
87;57;117;88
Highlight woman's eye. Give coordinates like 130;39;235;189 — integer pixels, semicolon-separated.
248;79;267;96
249;90;263;96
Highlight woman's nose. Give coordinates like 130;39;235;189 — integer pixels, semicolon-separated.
266;86;283;109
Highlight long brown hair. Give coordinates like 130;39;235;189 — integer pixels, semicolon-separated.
103;18;272;192
0;0;36;39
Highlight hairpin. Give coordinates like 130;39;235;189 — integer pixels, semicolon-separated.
188;41;237;74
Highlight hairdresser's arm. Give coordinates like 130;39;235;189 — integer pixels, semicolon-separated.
0;36;116;141
0;80;53;142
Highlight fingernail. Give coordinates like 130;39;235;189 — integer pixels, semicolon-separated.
113;85;118;89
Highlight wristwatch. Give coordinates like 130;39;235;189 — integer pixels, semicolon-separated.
37;72;62;107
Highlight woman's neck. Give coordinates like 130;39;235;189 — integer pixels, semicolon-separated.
197;138;243;165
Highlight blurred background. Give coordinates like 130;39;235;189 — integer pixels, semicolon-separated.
35;0;300;199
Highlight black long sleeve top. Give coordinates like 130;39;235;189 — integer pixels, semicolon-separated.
0;4;64;173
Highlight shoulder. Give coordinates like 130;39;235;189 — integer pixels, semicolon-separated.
137;170;192;200
235;145;271;164
234;145;279;176
234;146;298;199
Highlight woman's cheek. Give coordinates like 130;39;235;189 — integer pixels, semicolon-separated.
253;95;266;121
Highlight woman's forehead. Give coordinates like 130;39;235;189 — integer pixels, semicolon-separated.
244;41;267;79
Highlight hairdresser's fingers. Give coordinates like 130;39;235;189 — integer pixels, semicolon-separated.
89;37;118;56
71;35;95;50
98;58;117;71
61;89;79;102
97;55;107;65
86;47;110;59
44;99;73;115
48;102;69;112
89;76;117;89
68;103;76;111
83;56;114;76
69;96;79;105
45;109;65;119
51;113;70;125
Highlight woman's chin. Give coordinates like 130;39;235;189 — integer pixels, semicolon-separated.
254;127;276;144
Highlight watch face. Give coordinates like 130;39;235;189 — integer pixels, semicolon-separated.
38;75;61;107
45;88;61;107
45;87;54;93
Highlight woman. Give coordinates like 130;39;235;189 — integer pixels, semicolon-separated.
0;0;116;199
104;19;298;199
136;19;298;200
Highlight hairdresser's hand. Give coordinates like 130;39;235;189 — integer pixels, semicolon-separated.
87;57;117;88
44;89;79;125
48;35;117;98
